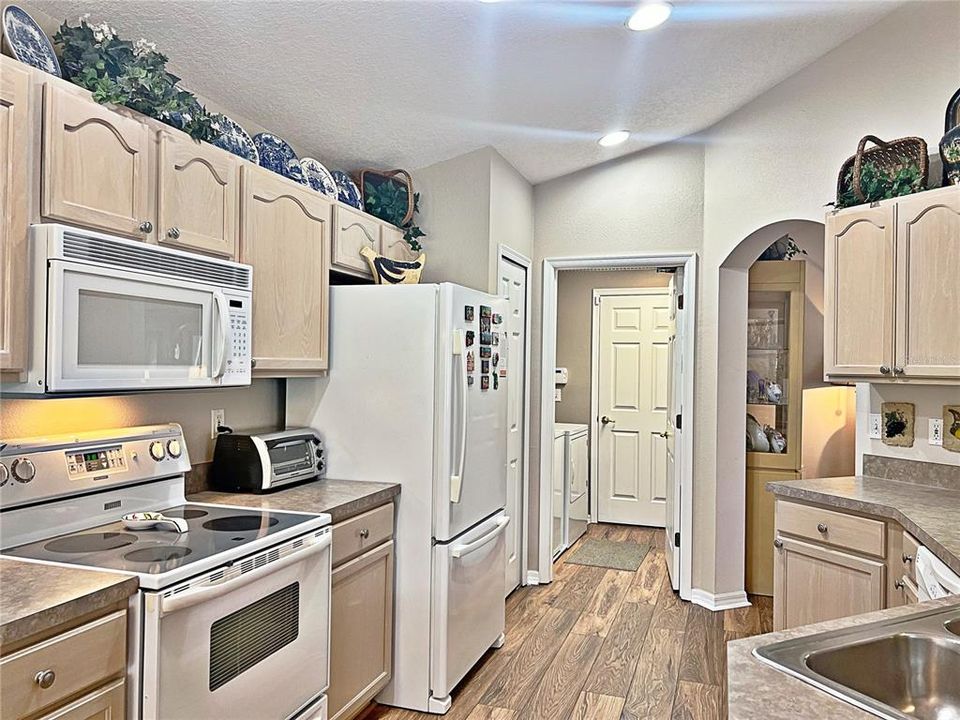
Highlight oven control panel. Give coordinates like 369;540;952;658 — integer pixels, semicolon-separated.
66;445;126;478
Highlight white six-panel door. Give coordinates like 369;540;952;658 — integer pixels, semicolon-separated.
499;257;527;596
664;274;683;589
596;289;672;526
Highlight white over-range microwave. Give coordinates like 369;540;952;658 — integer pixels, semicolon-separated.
3;224;252;394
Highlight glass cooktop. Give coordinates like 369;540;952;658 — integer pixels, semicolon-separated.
3;503;315;577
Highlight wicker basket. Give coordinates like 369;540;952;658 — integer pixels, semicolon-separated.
357;168;415;226
836;135;928;205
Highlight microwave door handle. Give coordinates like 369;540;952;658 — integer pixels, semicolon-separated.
160;531;330;616
451;516;510;558
450;330;468;503
212;291;229;379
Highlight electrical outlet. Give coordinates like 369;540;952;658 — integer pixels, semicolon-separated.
929;418;944;446
554;388;562;402
868;413;882;440
211;409;226;439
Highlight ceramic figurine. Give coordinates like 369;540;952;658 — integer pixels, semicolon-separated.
360;245;425;284
764;426;787;453
746;413;769;452
940;87;960;185
764;382;783;404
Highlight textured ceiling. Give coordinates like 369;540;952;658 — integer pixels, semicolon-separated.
35;0;895;182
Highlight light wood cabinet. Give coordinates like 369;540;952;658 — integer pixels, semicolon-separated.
773;535;884;631
36;679;124;720
331;503;394;567
0;57;31;373
42;83;152;239
240;165;330;374
156;132;239;258
380;225;409;261
824;186;960;382
331;204;380;275
745;468;797;597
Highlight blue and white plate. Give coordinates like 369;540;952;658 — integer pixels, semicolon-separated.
2;5;61;77
332;170;363;209
213;116;259;164
253;132;303;182
300;158;338;198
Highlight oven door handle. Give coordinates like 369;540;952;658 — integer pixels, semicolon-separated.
160;530;330;616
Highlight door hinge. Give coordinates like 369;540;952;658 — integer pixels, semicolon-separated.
674;531;680;548
593;294;600;306
675;414;682;430
677;294;684;310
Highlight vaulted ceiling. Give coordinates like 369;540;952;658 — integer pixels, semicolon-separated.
36;0;895;182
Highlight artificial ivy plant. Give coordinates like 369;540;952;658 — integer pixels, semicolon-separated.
363;180;427;252
54;17;224;143
835;160;924;209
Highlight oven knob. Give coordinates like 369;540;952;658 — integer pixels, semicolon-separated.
166;439;182;458
0;463;8;487
11;458;35;483
149;441;166;462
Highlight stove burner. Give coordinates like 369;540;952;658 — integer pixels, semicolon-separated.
202;516;280;533
44;532;138;554
124;546;193;563
161;508;209;519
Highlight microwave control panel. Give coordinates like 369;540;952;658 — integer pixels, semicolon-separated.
224;296;252;383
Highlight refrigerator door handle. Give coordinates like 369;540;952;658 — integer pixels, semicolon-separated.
450;329;469;503
451;516;510;558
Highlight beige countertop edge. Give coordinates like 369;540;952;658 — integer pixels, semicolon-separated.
767;475;960;576
727;596;960;719
0;559;138;648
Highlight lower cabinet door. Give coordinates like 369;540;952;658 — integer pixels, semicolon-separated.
329;540;394;720
37;679;124;720
774;536;884;631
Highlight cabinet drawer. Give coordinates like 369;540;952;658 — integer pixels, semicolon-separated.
1;611;126;719
36;678;124;720
777;501;885;557
332;503;394;567
901;530;921;583
331;205;379;274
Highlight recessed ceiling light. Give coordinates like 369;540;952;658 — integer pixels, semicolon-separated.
598;130;630;148
626;1;672;31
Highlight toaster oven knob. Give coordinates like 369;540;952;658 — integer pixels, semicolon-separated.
11;458;35;483
0;463;8;487
149;441;166;462
166;439;182;459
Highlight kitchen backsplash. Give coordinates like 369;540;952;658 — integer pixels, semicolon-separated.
862;454;960;491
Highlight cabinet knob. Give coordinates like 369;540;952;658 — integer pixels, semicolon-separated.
879;365;891;375
773;538;783;549
359;528;370;539
34;670;56;689
167;227;181;240
902;553;914;564
138;220;154;234
893;366;905;376
894;579;906;590
250;359;257;369
817;522;828;533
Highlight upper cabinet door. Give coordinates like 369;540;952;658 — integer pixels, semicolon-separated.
240;166;330;374
42;84;152;238
824;205;895;379
0;59;31;373
331;204;379;275
157;132;239;259
895;187;960;380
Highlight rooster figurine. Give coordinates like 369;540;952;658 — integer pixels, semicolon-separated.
360;245;426;285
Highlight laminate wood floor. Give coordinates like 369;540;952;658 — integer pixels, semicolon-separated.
364;523;773;720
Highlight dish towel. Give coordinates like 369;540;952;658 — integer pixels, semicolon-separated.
915;545;960;600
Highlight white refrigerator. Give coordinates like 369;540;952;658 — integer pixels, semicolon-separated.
287;283;510;714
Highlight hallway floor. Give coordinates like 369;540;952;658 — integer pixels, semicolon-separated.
366;523;773;720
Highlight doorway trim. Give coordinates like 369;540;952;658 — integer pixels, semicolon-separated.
499;244;532;588
589;286;673;526
539;252;697;602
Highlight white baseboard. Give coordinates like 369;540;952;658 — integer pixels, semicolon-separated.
525;570;541;585
690;588;751;612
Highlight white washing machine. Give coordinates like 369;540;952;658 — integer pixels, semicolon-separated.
553;423;590;557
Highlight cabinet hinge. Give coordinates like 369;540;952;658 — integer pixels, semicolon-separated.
677;294;684;310
674;531;681;548
675;413;682;430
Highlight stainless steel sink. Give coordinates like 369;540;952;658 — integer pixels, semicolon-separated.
755;606;960;720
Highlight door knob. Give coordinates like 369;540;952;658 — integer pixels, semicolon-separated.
601;416;614;425
167;226;181;240
138;220;154;234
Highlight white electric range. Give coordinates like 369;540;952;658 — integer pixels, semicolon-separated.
0;424;331;720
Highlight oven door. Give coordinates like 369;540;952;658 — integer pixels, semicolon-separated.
141;530;331;720
47;259;231;392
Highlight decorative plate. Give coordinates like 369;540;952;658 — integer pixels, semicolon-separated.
2;4;61;77
213;115;259;164
332;170;363;209
300;158;338;198
253;132;303;182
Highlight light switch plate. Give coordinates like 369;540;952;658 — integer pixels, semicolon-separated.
929;418;944;446
868;413;882;440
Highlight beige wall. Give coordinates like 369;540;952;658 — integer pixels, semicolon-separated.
555;270;670;423
0;381;284;464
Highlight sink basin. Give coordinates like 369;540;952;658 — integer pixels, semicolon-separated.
806;633;960;720
755;605;960;720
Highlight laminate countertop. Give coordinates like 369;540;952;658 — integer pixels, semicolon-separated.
189;477;400;523
0;558;138;648
728;475;960;718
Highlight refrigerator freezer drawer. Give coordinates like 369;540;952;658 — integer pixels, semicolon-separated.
430;511;508;700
